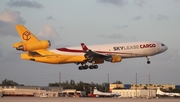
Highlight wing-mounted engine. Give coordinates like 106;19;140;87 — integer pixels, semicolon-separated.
79;43;123;70
105;55;122;63
13;40;51;51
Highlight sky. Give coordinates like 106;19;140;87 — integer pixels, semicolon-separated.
0;0;180;86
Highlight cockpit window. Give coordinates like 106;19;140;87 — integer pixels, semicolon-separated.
161;44;165;46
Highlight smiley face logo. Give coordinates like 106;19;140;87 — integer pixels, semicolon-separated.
22;31;31;41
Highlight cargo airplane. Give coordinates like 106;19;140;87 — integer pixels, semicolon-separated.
13;25;168;70
156;88;180;97
93;87;120;97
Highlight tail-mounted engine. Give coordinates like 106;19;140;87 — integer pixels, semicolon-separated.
105;55;122;63
13;40;51;51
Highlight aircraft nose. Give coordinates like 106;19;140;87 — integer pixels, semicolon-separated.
162;45;168;52
164;45;168;52
160;43;168;52
164;46;168;51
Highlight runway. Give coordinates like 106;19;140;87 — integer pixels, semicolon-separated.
0;97;180;102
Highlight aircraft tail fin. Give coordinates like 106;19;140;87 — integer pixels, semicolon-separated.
15;25;40;43
81;43;89;53
156;88;164;94
93;87;101;94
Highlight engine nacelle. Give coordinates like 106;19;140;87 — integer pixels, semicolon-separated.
105;55;122;63
14;40;51;51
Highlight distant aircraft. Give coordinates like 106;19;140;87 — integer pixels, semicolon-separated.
156;88;180;97
93;87;120;97
13;25;168;70
39;92;48;98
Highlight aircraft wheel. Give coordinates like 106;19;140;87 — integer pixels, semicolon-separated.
147;61;151;64
83;65;88;70
89;65;93;69
78;66;83;70
93;65;98;69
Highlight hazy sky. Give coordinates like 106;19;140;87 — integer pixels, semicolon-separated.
0;0;180;86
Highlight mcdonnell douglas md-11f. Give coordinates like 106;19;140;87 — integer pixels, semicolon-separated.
13;25;168;70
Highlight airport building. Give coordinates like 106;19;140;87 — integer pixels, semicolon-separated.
130;84;175;90
0;92;2;97
112;89;156;98
0;86;63;97
110;84;176;91
0;86;86;97
109;84;131;91
109;83;178;98
62;89;86;97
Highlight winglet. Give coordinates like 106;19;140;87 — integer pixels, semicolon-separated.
81;43;89;52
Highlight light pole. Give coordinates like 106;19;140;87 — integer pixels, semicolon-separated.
107;74;109;92
90;87;92;94
59;72;61;87
135;73;137;97
148;74;150;98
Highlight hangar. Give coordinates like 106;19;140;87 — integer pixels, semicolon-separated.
112;89;156;98
0;86;62;97
0;86;86;97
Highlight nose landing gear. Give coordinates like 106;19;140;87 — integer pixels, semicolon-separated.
146;56;151;64
147;60;151;64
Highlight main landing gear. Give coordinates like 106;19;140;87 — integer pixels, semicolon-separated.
78;64;98;70
146;56;151;64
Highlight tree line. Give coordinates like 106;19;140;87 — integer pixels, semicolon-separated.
0;79;24;86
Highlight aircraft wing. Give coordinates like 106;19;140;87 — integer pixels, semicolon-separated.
81;43;108;63
169;93;180;96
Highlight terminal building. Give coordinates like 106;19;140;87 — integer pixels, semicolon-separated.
0;83;179;98
109;83;178;98
0;86;63;97
112;89;156;98
110;84;176;91
0;86;86;97
62;89;86;97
